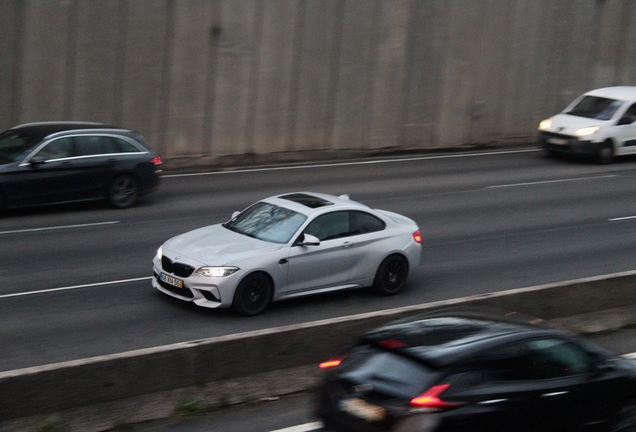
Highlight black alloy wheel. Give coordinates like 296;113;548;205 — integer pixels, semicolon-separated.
372;254;408;296
232;272;273;316
613;401;636;432
109;175;139;209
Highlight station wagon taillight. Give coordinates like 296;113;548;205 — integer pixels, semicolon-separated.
410;384;461;409
151;156;163;166
413;230;422;244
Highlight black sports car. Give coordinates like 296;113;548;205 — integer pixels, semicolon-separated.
317;312;636;432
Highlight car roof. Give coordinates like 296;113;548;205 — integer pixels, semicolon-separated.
583;86;636;101
361;315;566;369
262;192;371;216
9;122;130;138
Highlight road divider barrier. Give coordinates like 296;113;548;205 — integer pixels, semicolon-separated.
2;270;636;428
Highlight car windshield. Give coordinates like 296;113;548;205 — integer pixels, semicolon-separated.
223;202;307;244
566;96;624;120
0;130;41;164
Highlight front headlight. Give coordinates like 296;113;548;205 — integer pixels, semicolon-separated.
156;247;163;260
196;267;240;277
574;126;600;136
539;119;552;130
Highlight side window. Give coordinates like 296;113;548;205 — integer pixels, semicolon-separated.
486;338;592;382
619;103;636;125
113;137;141;153
525;339;592;378
75;136;117;156
35;137;74;160
350;211;386;235
304;211;350;241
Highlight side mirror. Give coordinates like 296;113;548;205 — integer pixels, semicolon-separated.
29;156;46;167
231;211;240;219
299;233;320;246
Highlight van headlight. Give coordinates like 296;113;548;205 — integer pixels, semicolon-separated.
539;119;552;130
574;126;599;136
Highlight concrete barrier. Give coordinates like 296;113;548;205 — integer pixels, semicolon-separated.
2;270;636;426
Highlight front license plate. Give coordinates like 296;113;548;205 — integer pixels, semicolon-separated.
548;137;568;145
160;273;183;288
338;398;386;421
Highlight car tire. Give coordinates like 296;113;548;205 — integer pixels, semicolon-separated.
109;175;139;209
597;140;614;165
232;272;273;316
612;400;636;432
372;254;409;296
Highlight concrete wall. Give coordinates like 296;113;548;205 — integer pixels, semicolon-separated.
1;271;636;423
1;0;635;159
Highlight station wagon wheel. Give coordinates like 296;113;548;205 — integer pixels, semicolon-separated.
232;272;273;316
109;175;139;209
372;254;408;296
598;140;614;165
612;400;636;432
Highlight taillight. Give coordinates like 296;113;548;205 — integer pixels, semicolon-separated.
377;339;407;349
319;357;344;370
151;156;163;166
410;384;461;409
413;230;422;244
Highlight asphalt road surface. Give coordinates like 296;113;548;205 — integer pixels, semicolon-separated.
3;148;636;372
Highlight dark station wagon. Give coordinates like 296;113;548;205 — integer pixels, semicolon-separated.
0;122;162;212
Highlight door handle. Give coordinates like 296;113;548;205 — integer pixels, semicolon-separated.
477;399;507;405
541;391;569;398
341;242;352;248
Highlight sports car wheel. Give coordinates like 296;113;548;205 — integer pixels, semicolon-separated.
372;254;408;296
232;272;273;316
109;175;139;209
612;400;636;432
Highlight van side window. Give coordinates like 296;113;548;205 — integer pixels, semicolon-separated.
619;103;636;125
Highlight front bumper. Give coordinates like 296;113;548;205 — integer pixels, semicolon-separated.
152;256;239;308
539;132;602;157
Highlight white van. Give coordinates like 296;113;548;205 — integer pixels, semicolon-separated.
538;86;636;163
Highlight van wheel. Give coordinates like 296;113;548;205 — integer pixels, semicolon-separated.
109;175;139;208
598;141;614;164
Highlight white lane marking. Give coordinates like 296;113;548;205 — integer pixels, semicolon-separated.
0;221;119;235
0;277;152;299
164;149;539;178
485;174;617;189
609;216;636;222
270;422;323;432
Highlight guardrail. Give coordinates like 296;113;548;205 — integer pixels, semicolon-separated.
2;271;636;429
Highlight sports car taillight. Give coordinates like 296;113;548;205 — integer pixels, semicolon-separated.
413;230;422;244
410;384;461;409
319;356;345;370
151;156;163;166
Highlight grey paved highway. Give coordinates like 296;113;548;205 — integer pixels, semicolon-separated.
3;148;636;372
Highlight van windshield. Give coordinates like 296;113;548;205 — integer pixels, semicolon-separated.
566;96;624;121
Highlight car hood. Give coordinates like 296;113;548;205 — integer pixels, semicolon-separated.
162;224;283;265
547;113;611;135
